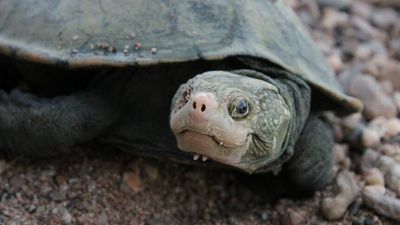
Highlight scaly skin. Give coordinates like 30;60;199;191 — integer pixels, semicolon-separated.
170;69;312;174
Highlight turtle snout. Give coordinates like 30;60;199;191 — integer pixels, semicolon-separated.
189;92;218;122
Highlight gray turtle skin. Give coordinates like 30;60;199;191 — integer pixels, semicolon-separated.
0;0;361;192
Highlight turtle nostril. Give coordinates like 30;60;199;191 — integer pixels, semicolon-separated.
192;101;197;109
201;104;206;112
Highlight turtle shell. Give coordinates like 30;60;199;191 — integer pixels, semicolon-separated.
0;0;362;112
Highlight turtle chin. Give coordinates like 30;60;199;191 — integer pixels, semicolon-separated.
174;129;251;166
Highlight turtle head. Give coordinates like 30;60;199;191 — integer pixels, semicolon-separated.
170;71;292;173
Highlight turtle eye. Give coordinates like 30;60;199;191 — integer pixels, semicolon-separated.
230;98;250;119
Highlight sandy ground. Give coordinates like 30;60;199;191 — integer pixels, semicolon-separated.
1;0;400;224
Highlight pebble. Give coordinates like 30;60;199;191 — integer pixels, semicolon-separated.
381;59;400;91
348;198;362;215
379;80;394;95
280;209;306;225
376;156;400;195
334;144;348;163
62;210;73;224
50;191;67;202
364;217;376;225
9;176;25;190
361;128;381;148
94;213;108;225
352;16;380;40
371;8;398;29
341;113;363;133
384;118;400;138
144;164;159;181
351;1;372;19
380;143;397;156
364;168;385;186
55;175;67;186
327;51;344;72
369;117;387;136
321;8;349;30
394;92;400;112
320;171;360;220
347;74;396;119
355;44;373;60
123;171;143;193
317;0;351;10
364;185;386;195
362;191;400;222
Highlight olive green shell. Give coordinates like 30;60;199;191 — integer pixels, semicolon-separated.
0;0;362;112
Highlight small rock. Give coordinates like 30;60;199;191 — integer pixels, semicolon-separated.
342;113;363;131
347;74;396;119
320;171;360;220
280;209;306;225
348;198;363;216
369;117;388;136
94;213;108;225
364;217;376;225
362;191;400;222
147;216;172;225
376;156;400;195
385;118;400;138
380;143;397;156
389;38;400;58
352;16;381;40
334;144;348;163
368;54;388;76
327;51;344;72
394;92;400;112
144;164;159;181
317;0;351;10
361;150;380;173
321;8;349;30
371;8;398;29
260;212;268;221
380;80;394;95
9;176;25;190
351;1;372;19
123;171;143;193
55;175;67;186
361;128;381;148
364;168;385;186
364;185;386;195
380;59;400;91
355;44;373;61
62;210;73;224
50;191;67;202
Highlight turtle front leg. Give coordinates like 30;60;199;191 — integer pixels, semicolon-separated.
0;88;119;157
284;115;334;193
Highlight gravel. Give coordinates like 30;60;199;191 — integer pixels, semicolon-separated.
1;0;400;224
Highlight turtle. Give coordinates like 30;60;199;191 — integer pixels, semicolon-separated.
0;0;362;192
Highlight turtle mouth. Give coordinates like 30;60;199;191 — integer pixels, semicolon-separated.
174;127;247;148
174;128;252;165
